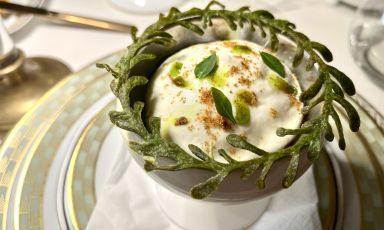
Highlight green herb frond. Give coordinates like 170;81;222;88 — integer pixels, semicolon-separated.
97;1;360;199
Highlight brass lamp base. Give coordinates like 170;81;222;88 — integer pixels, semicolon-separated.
0;49;71;140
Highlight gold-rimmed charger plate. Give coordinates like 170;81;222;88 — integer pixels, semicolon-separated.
0;50;382;229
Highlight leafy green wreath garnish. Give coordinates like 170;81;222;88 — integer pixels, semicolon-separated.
97;1;360;199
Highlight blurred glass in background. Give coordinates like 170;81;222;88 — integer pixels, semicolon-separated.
109;0;184;14
350;0;384;88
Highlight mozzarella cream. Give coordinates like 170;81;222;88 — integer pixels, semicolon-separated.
147;40;303;161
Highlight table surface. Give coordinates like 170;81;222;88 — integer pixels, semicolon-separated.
11;0;384;115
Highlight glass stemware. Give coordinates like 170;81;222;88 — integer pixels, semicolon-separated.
349;0;384;87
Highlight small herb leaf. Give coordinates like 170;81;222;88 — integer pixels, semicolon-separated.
267;74;297;95
231;45;252;54
170;62;183;77
235;102;250;125
194;53;217;78
172;77;188;87
260;51;286;78
211;87;236;124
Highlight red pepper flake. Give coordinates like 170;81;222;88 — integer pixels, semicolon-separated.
238;75;252;87
229;148;238;157
241;59;250;69
288;94;301;111
199;88;214;106
237;90;257;106
270;108;278;119
197;108;232;132
254;69;263;79
229;65;241;75
239;132;248;140
223;41;236;48
175;117;189;126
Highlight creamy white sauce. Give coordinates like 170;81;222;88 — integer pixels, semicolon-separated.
147;40;303;162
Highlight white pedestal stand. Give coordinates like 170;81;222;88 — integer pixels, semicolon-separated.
155;184;271;230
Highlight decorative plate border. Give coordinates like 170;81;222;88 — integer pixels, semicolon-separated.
66;102;114;229
13;71;113;229
0;51;123;229
338;98;384;229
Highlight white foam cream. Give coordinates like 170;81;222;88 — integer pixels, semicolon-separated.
147;40;303;161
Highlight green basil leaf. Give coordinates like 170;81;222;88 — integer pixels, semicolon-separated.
260;51;286;78
194;53;217;78
211;87;236;124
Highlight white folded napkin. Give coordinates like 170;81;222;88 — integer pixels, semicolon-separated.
87;144;321;230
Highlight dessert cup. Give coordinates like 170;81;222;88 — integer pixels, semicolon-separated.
119;20;319;229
